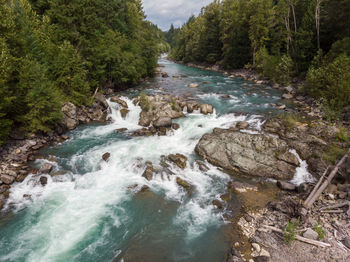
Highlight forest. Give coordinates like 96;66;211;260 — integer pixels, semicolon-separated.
168;0;350;118
0;0;167;144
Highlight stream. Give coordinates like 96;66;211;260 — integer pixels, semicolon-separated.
0;59;289;262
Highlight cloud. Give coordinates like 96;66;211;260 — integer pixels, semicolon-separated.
142;0;213;31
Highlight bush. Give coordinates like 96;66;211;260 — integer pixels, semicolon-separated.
284;219;300;243
305;54;350;111
255;48;294;85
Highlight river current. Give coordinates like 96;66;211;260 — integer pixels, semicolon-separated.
0;59;303;261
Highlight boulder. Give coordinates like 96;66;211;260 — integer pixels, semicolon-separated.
120;108;129;119
153;117;172;128
172;123;180;130
343;236;350;249
39;163;53;174
282;93;293;100
168;154;187;169
176;177;193;191
236;121;249;129
61;102;78;130
102;152;111;162
195;159;209;172
142;164;155;181
111;96;128;108
0;174;15;185
94;93;109;109
277;181;296;191
212;199;223;209
200;104;214;115
195;129;299;180
40;176;48;186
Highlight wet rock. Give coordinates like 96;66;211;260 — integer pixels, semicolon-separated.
172;123;180;130
153;117;172;128
220;193;232;202
221;94;231;99
133;128;153;137
0;199;4;209
236;121;249;129
115;128;128;133
277;181;296;191
39;163;53;174
0;175;15;185
303;228;318;240
168;154;187;169
40;176;48;186
120;108;129;119
139;185;150;193
176;177;193;191
212;199;223;209
195;159;209;172
195;129;298;180
188;83;199;88
228;247;244;262
142;164;155;181
200;104;214;115
111;96;128;108
16;174;27;182
0;185;10;194
102;152;111;162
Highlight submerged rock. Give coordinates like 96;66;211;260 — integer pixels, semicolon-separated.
195;129;299;180
142;163;155;181
40;176;48;186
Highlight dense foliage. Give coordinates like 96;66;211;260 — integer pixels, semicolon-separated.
168;0;350;113
0;0;162;144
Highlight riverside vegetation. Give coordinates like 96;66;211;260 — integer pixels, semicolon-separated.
0;0;169;144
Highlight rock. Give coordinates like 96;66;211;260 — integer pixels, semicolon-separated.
195;160;209;172
0;199;4;209
153;117;172;128
162;72;169;78
111;96;128;108
188;83;199;88
221;94;231;99
297;183;312;194
285;86;293;93
102;152;111;162
168;154;187;169
39;163;53;174
296;96;305;101
40;176;48;186
277;181;296;191
94;93;109;109
282;93;293;100
303;228;318;240
120;108;129;119
259;249;270;258
62;102;78;130
115;128;128;133
16;174;27;182
252;243;261;253
139;185;150;193
195;129;298;180
186;101;198;113
236;121;249;129
254;256;270;262
342;236;350;249
212;199;223;209
220;193;232;202
200;104;214;115
326;184;337;194
0;175;15;185
133;128;153;137
176;177;193;191
172;123;180;130
142;164;155;181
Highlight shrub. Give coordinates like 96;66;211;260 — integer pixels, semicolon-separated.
313;224;326;240
284;219;300;243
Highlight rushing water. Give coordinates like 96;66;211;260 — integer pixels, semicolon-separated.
0;59;296;262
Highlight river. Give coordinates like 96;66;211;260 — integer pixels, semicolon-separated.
0;58;287;262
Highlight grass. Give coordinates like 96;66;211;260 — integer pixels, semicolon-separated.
313;223;326;240
139;92;150;112
283;219;300;243
322;144;347;164
279;113;310;131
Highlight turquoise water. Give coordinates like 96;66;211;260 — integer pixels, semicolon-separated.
0;59;285;262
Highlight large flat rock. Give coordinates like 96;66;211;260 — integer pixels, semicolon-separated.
195;128;299;180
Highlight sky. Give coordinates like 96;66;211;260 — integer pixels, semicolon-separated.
142;0;213;31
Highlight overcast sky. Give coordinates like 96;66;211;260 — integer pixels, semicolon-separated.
142;0;213;31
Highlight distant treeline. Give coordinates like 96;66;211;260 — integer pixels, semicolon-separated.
0;0;168;144
167;0;350;117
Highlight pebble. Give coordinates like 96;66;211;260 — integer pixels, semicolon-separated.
252;243;261;253
303;228;319;240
